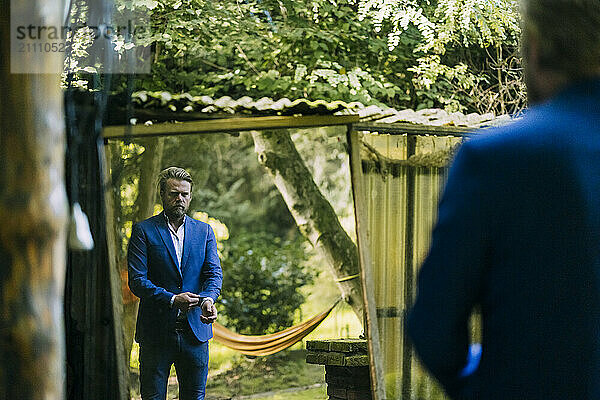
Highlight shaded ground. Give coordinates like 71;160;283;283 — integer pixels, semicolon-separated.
235;384;325;400
130;349;326;400
206;349;325;399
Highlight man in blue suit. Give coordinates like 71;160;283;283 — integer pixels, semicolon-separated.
128;167;223;400
408;1;600;398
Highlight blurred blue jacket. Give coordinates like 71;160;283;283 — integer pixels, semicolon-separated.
408;78;600;399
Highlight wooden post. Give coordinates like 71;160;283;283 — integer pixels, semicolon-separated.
401;134;417;399
0;0;68;398
348;128;386;400
64;92;129;400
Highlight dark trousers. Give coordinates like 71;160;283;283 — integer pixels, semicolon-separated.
139;326;209;400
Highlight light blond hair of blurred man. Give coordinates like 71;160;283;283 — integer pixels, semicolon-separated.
408;1;600;399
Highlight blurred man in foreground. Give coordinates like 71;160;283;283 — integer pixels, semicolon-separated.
407;1;600;398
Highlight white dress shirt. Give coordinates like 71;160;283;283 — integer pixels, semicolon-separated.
166;214;185;270
165;214;214;310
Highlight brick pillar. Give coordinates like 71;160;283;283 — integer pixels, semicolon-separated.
306;339;372;400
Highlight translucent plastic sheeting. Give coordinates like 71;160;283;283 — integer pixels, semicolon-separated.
359;132;463;399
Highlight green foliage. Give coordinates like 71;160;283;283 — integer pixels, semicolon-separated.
67;0;527;113
220;231;316;335
108;0;413;106
357;0;525;114
132;0;526;113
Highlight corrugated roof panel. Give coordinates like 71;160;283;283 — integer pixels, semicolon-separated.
128;91;513;128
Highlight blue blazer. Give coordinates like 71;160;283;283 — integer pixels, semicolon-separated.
128;212;223;343
408;79;600;399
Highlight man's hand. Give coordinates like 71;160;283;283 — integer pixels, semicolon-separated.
173;292;201;312
200;298;217;324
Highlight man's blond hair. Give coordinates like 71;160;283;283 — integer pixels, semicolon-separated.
157;167;193;195
521;0;600;78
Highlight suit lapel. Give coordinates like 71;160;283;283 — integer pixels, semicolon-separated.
155;212;182;279
181;216;192;273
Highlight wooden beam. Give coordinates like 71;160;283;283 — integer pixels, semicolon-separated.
354;122;473;136
103;115;360;140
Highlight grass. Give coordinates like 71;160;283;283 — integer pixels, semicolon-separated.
243;385;326;400
130;349;325;400
205;349;325;399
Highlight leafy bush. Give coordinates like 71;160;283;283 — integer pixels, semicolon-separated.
220;231;316;335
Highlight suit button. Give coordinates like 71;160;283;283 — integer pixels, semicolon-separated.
177;285;182;289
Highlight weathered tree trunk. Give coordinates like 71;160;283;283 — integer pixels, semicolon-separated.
0;0;68;398
135;138;165;221
123;138;164;365
252;131;364;320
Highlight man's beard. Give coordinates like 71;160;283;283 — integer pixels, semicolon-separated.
166;205;187;220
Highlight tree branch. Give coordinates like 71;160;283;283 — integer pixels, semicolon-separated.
236;44;260;75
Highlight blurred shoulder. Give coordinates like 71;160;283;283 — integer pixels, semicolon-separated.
465;103;566;157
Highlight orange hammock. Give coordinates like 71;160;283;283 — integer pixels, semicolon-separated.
212;299;340;356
